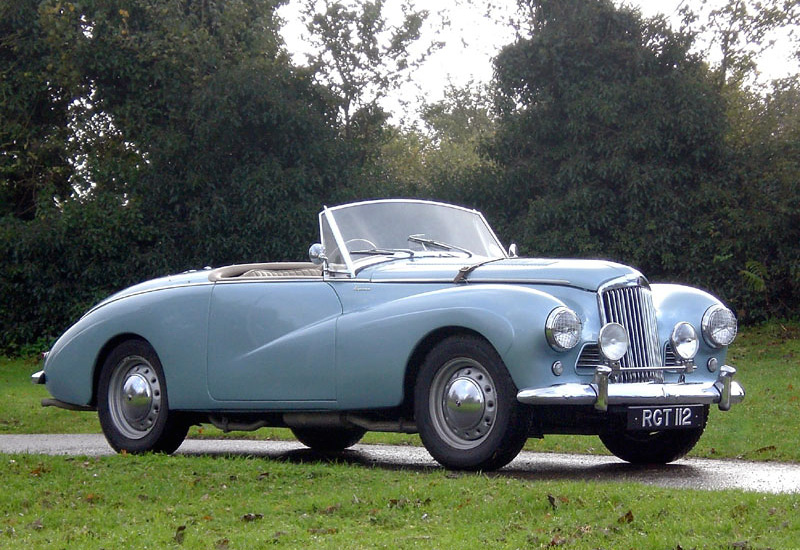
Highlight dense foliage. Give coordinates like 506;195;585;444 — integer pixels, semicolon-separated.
1;0;798;353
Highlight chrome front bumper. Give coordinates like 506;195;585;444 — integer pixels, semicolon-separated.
517;365;744;412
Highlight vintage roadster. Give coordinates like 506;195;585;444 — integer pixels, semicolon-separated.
34;199;743;470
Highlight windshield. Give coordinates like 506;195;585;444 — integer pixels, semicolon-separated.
320;200;506;273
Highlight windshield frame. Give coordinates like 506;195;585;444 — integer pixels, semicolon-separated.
318;199;507;277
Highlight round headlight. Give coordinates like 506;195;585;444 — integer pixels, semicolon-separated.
598;323;628;362
702;305;737;348
671;322;699;360
545;307;582;351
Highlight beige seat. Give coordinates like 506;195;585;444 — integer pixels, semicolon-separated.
208;263;323;281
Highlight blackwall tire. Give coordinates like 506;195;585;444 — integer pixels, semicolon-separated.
291;427;366;452
414;335;528;471
599;407;708;464
97;339;188;454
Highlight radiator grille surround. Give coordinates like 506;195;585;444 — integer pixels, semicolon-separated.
599;281;664;383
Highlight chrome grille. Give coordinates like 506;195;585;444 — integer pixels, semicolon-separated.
576;344;601;369
600;283;663;383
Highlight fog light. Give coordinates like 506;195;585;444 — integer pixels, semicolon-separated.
671;322;699;361
599;323;628;362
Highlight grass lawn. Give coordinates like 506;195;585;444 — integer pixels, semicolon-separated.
2;452;799;549
2;320;799;461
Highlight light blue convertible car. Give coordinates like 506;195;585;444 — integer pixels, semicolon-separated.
34;199;744;470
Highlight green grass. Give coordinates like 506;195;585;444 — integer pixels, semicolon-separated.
1;452;799;549
4;320;799;461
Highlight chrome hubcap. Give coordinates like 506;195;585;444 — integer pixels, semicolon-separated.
108;357;162;439
430;358;497;449
121;373;153;424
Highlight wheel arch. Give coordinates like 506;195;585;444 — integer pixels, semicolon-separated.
91;333;152;407
401;326;498;417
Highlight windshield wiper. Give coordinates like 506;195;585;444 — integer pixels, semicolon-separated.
349;248;415;257
407;235;472;257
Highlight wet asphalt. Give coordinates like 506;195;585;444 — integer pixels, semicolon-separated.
1;434;797;494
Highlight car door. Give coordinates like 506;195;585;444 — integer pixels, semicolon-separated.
206;279;342;402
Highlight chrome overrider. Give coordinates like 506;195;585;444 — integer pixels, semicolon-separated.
517;364;744;412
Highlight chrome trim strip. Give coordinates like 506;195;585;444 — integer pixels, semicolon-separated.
517;365;745;410
368;278;573;285
84;282;213;317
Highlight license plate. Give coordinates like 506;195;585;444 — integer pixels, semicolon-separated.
626;405;704;431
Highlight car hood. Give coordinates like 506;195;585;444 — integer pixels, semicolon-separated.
364;257;644;292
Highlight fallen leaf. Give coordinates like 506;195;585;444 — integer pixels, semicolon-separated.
241;513;263;522
618;510;634;524
27;518;43;531
754;445;777;454
308;527;338;535
214;538;229;550
321;504;341;515
174;525;186;544
547;494;569;510
84;493;102;504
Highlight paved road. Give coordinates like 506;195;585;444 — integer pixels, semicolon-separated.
2;434;798;494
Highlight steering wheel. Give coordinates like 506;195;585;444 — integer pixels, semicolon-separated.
328;238;378;264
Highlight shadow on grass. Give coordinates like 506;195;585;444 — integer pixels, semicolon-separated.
177;444;703;488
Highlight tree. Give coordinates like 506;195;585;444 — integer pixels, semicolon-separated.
0;0;74;219
678;0;800;88
717;78;800;318
301;0;436;136
487;0;730;286
0;0;358;352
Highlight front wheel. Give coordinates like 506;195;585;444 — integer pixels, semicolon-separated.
97;340;188;454
414;335;529;471
599;408;708;464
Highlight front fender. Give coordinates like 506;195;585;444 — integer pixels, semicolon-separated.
652;283;732;376
334;284;567;409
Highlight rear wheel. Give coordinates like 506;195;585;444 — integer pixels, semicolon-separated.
599;408;708;464
291;426;366;452
414;335;528;471
97;340;188;454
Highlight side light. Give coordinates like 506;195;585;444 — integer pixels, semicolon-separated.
702;305;737;348
545;307;582;351
598;323;628;362
671;322;699;360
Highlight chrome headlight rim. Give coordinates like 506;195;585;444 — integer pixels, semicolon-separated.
545;306;582;352
598;322;629;362
702;305;738;348
671;321;699;361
